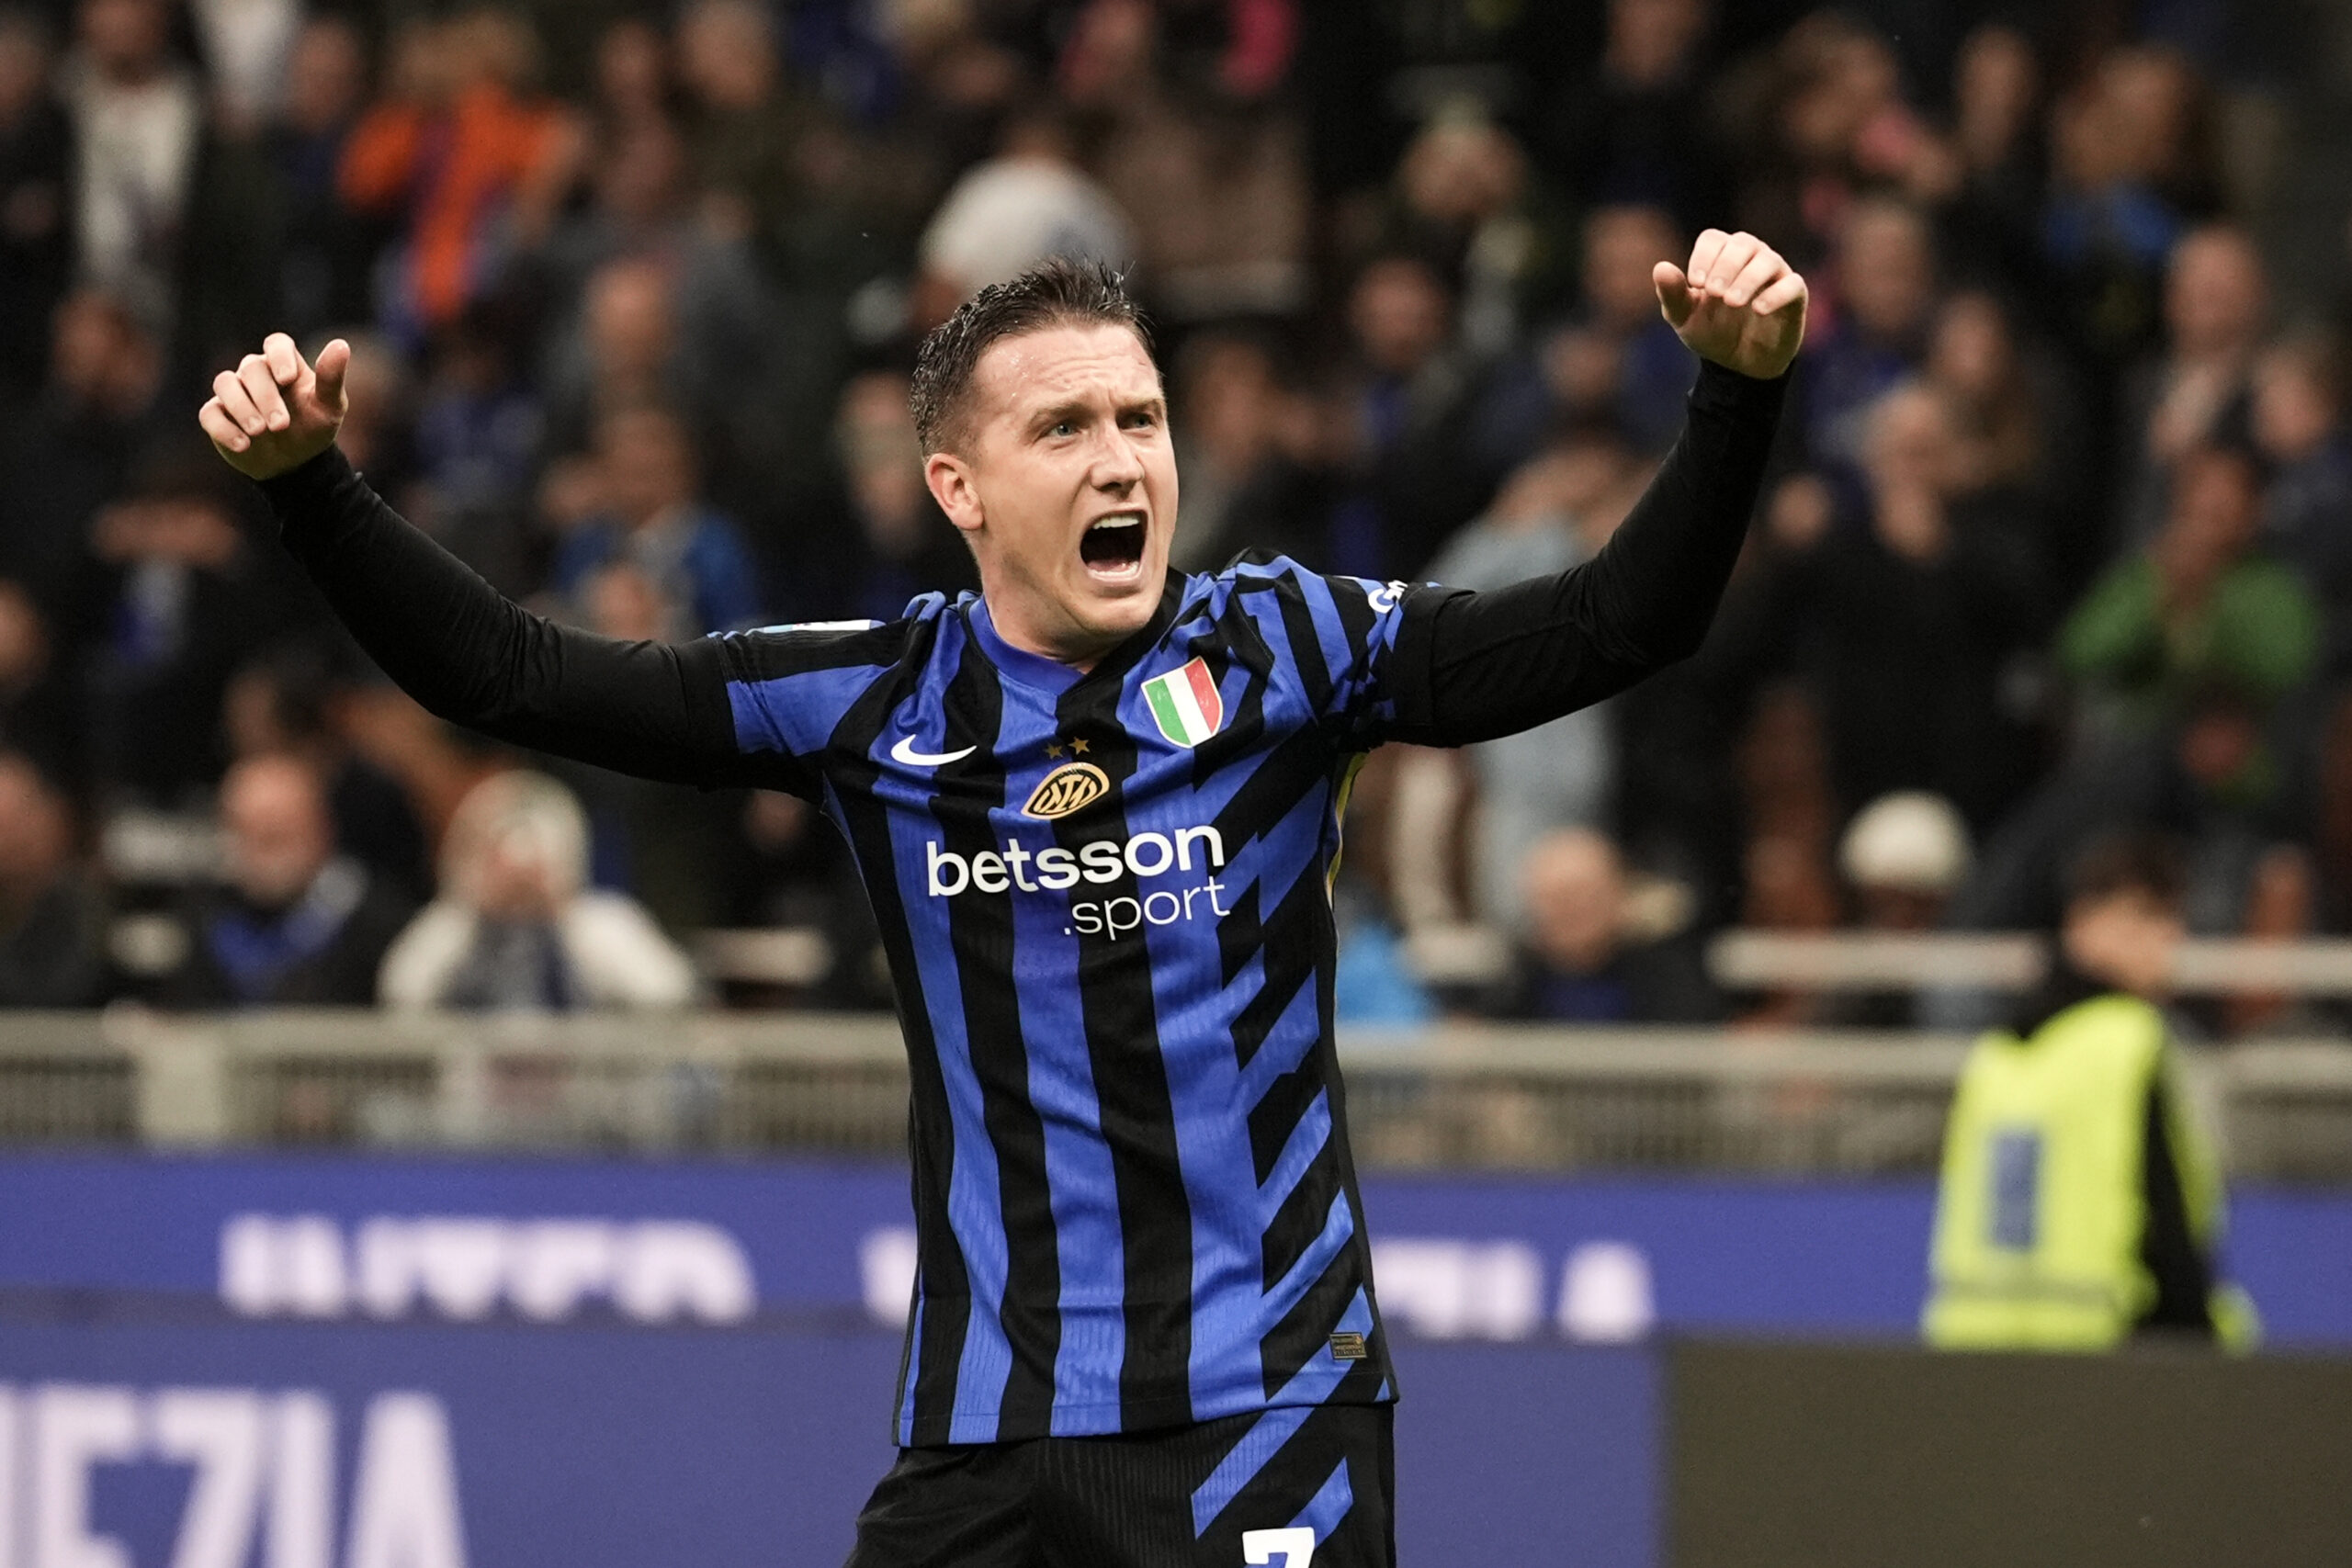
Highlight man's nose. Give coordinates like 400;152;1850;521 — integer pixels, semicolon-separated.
1090;428;1145;489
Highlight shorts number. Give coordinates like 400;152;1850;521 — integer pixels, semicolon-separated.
1243;1528;1317;1567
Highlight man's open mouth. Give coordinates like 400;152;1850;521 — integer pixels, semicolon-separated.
1080;513;1147;578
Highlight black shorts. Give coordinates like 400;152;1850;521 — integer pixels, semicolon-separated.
842;1402;1395;1568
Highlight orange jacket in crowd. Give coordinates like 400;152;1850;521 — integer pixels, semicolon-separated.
338;81;571;331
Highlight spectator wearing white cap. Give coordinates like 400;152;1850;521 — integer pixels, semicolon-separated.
1838;790;1973;1027
1841;789;1973;930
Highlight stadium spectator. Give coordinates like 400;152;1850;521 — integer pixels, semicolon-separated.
0;288;168;609
546;117;695;298
2249;333;2352;664
82;448;291;805
2062;445;2315;738
542;112;771;371
1540;0;1725;234
1332;251;1489;579
1954;446;2316;934
1488;828;1716;1024
542;254;678;451
0;752;102;1007
1838;790;1973;1028
136;753;413;1008
1083;0;1312;326
59;0;204;329
1532;203;1694;458
1378;110;1565;361
910;105;1135;332
587;15;676;144
379;770;696;1011
2041;48;2221;373
549;402;763;637
865;0;1023;183
2114;225;2269;551
1920;291;2081;549
790;367;977;624
1168;331;1325;571
1792;381;2048;829
220;650;433;908
1843;792;1973;932
337;10;581;342
404;301;543;591
1725;685;1847;1025
1801;197;1938;477
539;250;787;491
673;0;856;271
1734;14;1940;265
1423;440;1623;930
545;20;800;476
263;14;377;340
0;579;76;787
2222;842;2332;1039
0;8;73;406
1936;24;2044;302
60;0;275;365
187;0;297;137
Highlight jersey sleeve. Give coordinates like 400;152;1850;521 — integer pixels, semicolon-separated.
705;619;913;797
1227;559;1419;746
261;446;855;799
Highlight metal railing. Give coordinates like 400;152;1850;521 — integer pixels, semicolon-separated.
0;1011;2346;1181
1706;931;2352;996
696;926;2352;1001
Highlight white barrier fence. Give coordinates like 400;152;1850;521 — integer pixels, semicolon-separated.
1;1011;2347;1181
1707;931;2352;995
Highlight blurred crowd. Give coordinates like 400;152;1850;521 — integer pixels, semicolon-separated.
0;0;2348;1031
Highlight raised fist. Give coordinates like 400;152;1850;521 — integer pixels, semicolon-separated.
1654;231;1809;380
199;333;350;481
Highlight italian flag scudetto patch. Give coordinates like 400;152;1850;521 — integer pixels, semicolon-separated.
1143;656;1224;748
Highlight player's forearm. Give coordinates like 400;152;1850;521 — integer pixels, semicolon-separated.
1586;359;1789;660
259;447;742;784
1388;360;1785;744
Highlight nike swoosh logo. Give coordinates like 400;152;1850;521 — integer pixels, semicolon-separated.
890;736;978;768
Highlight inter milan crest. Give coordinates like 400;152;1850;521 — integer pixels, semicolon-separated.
1142;657;1224;749
1023;761;1111;819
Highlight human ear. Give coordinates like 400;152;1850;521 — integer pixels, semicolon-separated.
925;451;984;537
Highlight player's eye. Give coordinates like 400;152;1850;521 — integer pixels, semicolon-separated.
1121;410;1159;431
1048;420;1078;438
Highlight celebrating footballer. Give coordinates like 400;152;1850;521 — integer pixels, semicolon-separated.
204;227;1804;1567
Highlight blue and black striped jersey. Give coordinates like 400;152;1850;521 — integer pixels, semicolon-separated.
718;562;1412;1442
261;358;1785;1447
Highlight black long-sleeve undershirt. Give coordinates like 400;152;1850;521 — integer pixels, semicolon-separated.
1384;360;1785;743
259;359;1784;778
263;447;753;787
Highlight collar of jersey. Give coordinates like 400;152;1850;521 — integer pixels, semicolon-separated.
963;576;1185;697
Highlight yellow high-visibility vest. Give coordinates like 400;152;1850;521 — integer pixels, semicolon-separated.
1923;993;2255;1351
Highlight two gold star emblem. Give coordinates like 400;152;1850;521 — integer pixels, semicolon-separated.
1044;738;1091;760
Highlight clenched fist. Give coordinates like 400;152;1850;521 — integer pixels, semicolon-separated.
199;333;350;481
1654;230;1808;381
